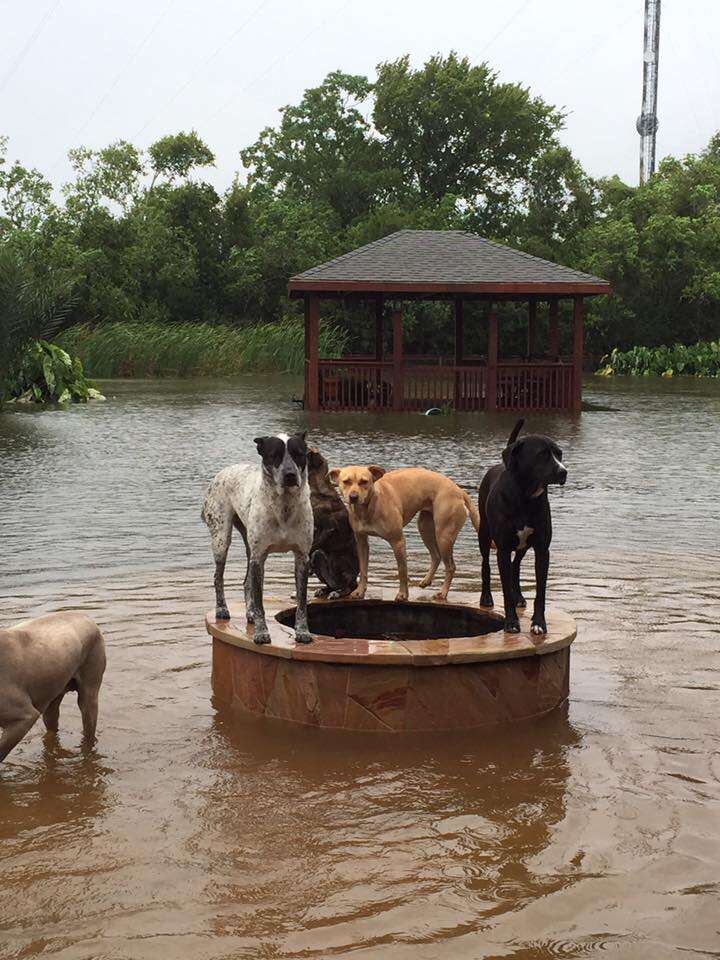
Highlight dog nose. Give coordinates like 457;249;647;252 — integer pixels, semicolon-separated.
349;492;359;503
558;467;567;485
283;471;298;486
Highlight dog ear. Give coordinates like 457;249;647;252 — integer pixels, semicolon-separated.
368;465;386;481
502;439;524;469
328;468;341;484
253;437;265;455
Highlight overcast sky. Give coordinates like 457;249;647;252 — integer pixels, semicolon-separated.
1;0;718;194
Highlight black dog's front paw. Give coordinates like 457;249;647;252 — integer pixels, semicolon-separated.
314;586;331;598
515;593;527;608
253;627;271;645
531;617;547;636
479;592;494;608
215;605;231;620
504;616;521;633
295;630;313;645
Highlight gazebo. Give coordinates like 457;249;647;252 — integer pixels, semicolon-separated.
288;230;611;414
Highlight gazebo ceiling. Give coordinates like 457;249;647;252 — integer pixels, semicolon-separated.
288;229;611;298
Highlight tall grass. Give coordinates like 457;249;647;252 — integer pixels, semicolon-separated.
56;318;349;378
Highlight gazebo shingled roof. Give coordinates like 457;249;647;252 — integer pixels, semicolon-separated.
289;229;610;296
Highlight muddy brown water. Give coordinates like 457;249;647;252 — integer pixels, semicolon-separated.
1;374;719;960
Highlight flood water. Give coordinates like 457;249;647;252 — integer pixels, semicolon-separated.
1;373;719;959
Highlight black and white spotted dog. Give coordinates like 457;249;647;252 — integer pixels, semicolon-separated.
201;432;314;645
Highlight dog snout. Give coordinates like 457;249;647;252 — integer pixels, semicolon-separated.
349;491;359;504
557;465;567;485
283;471;299;487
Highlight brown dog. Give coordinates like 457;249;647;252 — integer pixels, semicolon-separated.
0;612;106;761
329;466;480;601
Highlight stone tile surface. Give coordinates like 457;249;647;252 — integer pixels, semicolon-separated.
208;592;575;731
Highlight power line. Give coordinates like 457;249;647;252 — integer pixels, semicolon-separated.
73;0;177;142
476;0;533;61
132;0;275;140
0;0;61;96
207;0;353;125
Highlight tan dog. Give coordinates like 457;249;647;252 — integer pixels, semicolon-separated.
0;612;106;761
328;466;480;601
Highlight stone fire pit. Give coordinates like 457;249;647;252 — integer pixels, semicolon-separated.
206;590;575;732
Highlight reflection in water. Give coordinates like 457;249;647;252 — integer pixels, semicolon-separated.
1;373;719;958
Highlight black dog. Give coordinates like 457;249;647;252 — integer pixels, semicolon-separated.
307;447;359;598
477;419;567;635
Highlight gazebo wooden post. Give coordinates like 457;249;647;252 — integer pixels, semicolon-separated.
304;294;320;412
392;306;404;412
572;295;584;413
548;298;560;360
527;298;537;359
454;299;464;365
486;303;498;411
374;296;384;361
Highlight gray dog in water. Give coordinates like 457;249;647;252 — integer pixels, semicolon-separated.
0;612;106;762
202;431;314;645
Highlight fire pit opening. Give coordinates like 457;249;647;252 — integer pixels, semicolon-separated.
275;599;504;642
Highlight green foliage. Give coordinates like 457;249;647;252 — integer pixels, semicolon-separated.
597;341;720;378
373;53;563;228
0;243;76;397
6;339;103;403
2;54;720;370
148;130;215;187
56;318;348;378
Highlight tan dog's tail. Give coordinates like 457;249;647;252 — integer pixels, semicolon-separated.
462;490;480;531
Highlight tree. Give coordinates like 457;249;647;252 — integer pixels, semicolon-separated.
373;53;564;232
148;131;215;188
241;71;392;228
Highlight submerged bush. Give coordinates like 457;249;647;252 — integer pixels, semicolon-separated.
597;341;720;378
56;318;348;378
6;339;104;404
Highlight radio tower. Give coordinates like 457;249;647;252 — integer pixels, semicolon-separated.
637;0;661;184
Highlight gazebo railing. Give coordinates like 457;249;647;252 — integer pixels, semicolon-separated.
496;362;573;411
317;359;573;412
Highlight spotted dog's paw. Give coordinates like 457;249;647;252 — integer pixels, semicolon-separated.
253;627;271;645
215;605;231;620
295;630;313;645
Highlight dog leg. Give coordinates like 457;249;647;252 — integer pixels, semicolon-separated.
478;529;494;607
42;692;64;733
249;556;271;644
390;535;409;601
497;547;520;632
78;687;100;742
0;709;41;762
417;511;441;589
293;552;313;644
245;554;262;624
433;503;465;601
351;534;369;599
512;548;528;608
434;537;456;601
206;511;233;620
531;546;550;635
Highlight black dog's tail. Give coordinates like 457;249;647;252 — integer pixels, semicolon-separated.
508;418;524;446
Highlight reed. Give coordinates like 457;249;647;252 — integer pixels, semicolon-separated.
56;318;348;378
